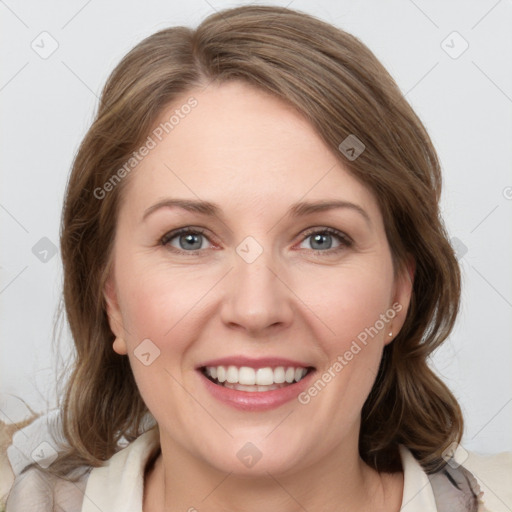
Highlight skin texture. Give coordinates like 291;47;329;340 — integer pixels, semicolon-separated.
104;81;413;511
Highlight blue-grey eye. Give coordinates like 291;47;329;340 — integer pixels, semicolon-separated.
177;232;203;250
161;229;210;251
309;232;335;250
298;228;350;252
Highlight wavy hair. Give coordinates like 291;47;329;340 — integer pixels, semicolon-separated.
46;4;462;478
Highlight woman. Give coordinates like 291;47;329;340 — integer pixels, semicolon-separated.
4;5;511;511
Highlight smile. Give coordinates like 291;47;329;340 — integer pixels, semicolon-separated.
201;365;312;392
196;357;317;411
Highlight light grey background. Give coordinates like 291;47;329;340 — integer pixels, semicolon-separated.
1;0;511;454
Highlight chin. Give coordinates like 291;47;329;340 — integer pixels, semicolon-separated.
197;436;307;477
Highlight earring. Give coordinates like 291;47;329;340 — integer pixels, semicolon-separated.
388;332;393;337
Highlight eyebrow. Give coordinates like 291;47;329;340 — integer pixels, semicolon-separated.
142;198;371;226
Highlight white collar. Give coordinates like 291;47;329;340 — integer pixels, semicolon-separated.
81;429;436;512
81;427;160;512
399;444;438;510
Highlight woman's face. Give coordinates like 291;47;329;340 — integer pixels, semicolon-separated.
104;80;412;476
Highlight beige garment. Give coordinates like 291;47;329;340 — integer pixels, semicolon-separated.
4;426;512;511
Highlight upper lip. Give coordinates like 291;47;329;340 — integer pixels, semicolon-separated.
196;356;314;370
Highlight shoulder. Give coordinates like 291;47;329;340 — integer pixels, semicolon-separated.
81;427;160;511
2;410;159;512
4;464;91;512
1;409;85;512
463;450;512;512
1;409;93;512
399;444;512;512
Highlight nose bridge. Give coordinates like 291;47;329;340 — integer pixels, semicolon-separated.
220;235;293;333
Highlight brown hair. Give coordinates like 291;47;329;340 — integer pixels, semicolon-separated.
50;4;462;477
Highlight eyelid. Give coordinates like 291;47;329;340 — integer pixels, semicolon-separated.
299;226;353;244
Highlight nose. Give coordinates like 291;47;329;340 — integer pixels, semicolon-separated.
219;243;294;337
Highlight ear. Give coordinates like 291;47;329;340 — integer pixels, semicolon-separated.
385;254;415;345
104;274;128;355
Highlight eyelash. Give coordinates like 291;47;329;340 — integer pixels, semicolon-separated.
159;226;353;257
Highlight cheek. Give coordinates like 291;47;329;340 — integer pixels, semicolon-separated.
295;260;395;350
114;262;210;420
113;258;222;401
293;270;391;428
305;262;395;401
116;257;208;339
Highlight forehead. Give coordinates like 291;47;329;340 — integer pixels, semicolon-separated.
121;81;380;222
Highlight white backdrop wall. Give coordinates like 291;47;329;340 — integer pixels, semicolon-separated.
1;0;511;454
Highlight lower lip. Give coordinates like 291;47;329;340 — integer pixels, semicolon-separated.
198;370;315;411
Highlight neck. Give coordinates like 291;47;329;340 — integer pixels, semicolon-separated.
144;432;403;512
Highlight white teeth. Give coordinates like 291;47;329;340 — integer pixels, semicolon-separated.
217;366;226;383
224;382;284;392
238;366;256;385
226;365;238;383
273;366;285;384
256;367;274;386
204;365;309;387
